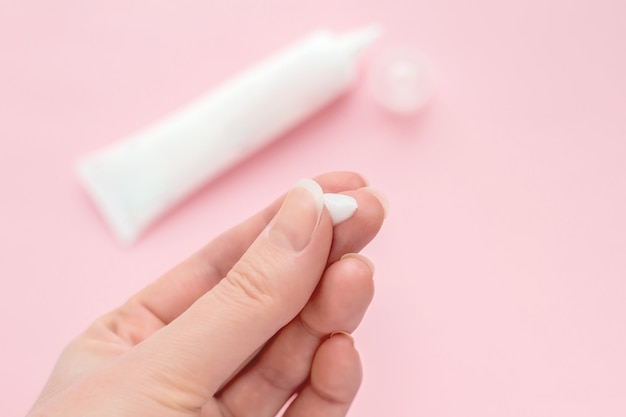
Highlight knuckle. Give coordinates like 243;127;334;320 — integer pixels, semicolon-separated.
257;356;311;391
223;256;277;308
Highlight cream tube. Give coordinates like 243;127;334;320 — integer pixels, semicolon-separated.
76;25;381;243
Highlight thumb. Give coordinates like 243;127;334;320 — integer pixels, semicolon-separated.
126;179;334;409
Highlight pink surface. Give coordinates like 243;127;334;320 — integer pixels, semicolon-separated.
2;1;626;415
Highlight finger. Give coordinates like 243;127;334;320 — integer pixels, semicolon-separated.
284;333;362;417
215;254;374;417
123;171;368;325
124;179;337;409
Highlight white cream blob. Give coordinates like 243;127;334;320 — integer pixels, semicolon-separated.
323;193;358;225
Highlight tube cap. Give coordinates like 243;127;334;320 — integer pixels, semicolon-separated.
370;47;435;115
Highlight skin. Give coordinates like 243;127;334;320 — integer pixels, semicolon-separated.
27;171;387;417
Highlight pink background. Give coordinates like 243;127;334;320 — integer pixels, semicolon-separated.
2;0;626;415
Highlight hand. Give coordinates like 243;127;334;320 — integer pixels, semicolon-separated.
28;172;387;417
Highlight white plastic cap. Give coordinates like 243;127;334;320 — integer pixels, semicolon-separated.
370;47;435;115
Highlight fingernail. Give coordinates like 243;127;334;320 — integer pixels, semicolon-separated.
362;187;390;218
330;331;355;346
323;193;358;225
341;253;376;275
268;179;324;251
358;173;371;186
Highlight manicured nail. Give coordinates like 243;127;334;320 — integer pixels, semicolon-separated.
268;179;324;251
330;331;355;346
323;193;358;225
362;187;390;218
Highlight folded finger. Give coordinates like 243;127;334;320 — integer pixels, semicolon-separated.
215;254;374;417
284;333;362;417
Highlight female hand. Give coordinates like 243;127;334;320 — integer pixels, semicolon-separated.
28;172;387;417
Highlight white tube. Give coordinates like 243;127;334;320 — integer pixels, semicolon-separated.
76;25;382;243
